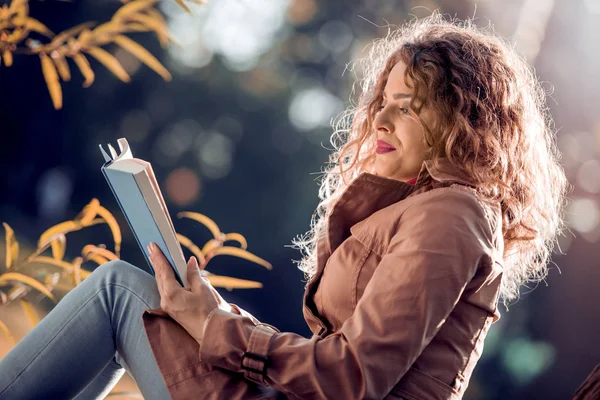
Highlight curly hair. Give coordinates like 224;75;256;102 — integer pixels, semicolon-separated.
291;13;570;304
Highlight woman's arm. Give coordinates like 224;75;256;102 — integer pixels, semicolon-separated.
199;189;497;400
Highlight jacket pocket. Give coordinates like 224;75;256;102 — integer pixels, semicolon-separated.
389;366;462;400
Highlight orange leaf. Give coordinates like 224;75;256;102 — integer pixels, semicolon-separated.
40;52;62;109
24;17;54;38
82;245;118;261
52;22;96;46
201;239;222;256
32;256;92;280
2;50;12;67
95;206;122;257
2;222;19;269
38;219;105;252
113;0;158;21
19;298;40;328
50;233;66;261
72;53;95;87
112;34;171;81
177;212;222;240
85;47;130;83
176;233;206;267
8;0;29;19
76;198;100;225
202;273;263;291
223;233;247;249
84;253;110;266
0;319;16;346
52;54;71;81
208;246;272;270
143;9;172;48
0;272;56;302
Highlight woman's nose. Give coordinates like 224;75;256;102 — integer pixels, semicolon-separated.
374;109;393;134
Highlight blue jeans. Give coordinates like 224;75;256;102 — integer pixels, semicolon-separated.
0;260;171;399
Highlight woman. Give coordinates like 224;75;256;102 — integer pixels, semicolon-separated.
0;14;568;400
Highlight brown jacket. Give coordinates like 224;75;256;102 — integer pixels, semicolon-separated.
141;159;505;400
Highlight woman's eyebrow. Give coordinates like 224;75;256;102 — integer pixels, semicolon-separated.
382;92;412;99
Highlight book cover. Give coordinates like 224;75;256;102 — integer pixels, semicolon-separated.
99;138;188;287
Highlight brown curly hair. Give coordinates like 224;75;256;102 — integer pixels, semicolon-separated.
292;13;569;304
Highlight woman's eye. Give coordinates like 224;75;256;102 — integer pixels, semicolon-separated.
399;107;409;114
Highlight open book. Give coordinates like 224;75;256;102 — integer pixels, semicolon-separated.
99;138;188;287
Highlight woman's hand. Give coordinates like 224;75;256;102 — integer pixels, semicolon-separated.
147;242;231;346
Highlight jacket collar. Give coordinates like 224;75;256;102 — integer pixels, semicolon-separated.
325;157;475;254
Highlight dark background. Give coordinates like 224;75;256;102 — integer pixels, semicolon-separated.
1;0;599;398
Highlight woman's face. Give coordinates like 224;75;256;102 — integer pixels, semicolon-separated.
372;61;431;182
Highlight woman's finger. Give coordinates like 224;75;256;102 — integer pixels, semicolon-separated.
148;242;181;296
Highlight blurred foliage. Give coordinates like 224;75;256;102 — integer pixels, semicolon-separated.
0;198;271;397
0;0;206;109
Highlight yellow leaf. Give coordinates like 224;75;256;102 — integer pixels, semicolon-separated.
82;245;118;261
96;206;122;257
0;272;56;302
24;17;54;38
113;35;171;81
201;239;222;256
50;233;66;261
131;11;171;48
85;47;131;83
176;233;206;267
52;54;71;81
40;52;62;109
72;52;95;87
4;27;25;44
173;0;191;13
8;0;28;19
208;246;272;270
77;29;94;47
52;22;96;46
3;222;19;269
203;273;263;291
38;218;105;251
113;0;158;21
124;22;150;32
0;319;16;345
177;212;222;240
91;22;123;44
76;198;100;225
19;299;40;328
84;253;110;266
2;50;12;67
31;256;92;280
21;233;63;266
223;233;247;250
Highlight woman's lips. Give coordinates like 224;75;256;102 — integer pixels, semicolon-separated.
376;147;397;154
376;140;396;154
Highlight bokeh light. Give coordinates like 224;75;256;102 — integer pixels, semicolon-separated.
288;87;344;132
165;167;202;206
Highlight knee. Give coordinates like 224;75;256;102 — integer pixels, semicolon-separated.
90;259;151;286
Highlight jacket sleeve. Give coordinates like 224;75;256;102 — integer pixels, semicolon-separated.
198;189;496;400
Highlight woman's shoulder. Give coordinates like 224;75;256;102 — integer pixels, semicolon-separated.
407;183;500;226
350;183;502;256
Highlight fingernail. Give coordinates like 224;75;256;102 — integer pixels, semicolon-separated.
150;243;156;252
191;256;198;267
